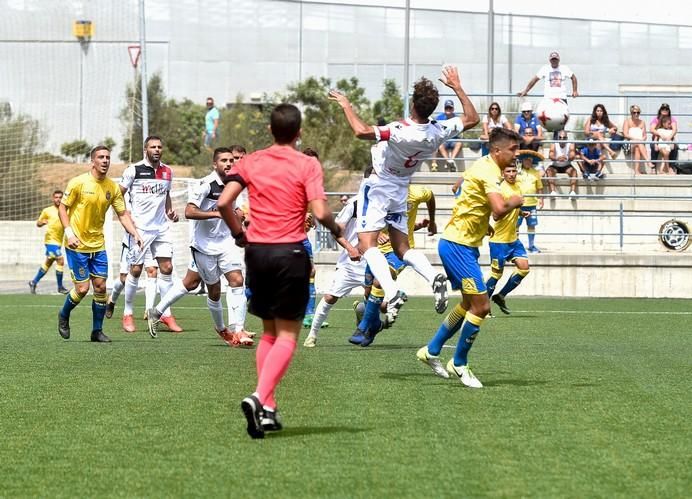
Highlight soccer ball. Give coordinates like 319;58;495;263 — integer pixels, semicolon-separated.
536;98;570;132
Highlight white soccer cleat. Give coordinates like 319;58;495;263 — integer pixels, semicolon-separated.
416;346;450;378
385;290;408;324
303;335;317;348
432;274;449;314
446;360;483;388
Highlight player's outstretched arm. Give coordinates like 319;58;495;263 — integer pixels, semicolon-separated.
439;65;479;131
218;181;246;245
117;211;143;249
309;199;342;240
328;90;376;140
184;203;220;220
488;192;524;220
518;76;539;97
425;193;437;235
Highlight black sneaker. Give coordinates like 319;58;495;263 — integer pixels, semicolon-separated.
385;290;408;323
492;294;511;315
91;330;112;343
58;312;70;339
240;395;265;439
28;281;37;294
105;301;115;319
432;274;449;314
261;408;283;432
57;287;69;295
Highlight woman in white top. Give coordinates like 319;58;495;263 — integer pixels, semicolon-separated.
623;105;651;175
479;102;511;155
583;104;618;159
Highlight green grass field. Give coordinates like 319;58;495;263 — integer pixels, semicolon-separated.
1;294;690;498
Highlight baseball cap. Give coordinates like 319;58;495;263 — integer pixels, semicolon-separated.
549;51;560;60
444;99;454;108
521;102;533;112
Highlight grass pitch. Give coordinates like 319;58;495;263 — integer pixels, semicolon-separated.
0;294;690;498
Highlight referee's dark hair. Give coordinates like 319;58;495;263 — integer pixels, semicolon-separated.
270;104;302;144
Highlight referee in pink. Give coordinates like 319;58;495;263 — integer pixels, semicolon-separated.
218;103;342;439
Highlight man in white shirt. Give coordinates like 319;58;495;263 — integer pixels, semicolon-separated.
517;51;579;101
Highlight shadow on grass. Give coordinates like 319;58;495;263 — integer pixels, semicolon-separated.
482;378;549;387
379;372;448;381
268;425;370;439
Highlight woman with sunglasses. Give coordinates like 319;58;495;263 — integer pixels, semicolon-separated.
623;105;651;175
480;102;511;156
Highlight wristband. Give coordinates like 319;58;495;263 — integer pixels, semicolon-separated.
65;227;75;239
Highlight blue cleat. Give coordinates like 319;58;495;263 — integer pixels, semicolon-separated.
348;329;365;345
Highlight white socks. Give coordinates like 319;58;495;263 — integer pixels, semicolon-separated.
363;247;398;301
157;273;174;317
226;286;247;333
402;249;437;284
309;298;333;337
110;277;125;302
207;297;226;332
145;276;157;311
155;279;188;316
123;273;139;315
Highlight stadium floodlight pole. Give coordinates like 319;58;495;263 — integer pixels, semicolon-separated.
403;0;410;119
139;0;149;142
487;0;495;96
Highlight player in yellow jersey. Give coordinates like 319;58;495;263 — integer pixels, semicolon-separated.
417;128;524;388
350;184;437;346
57;145;142;343
516;153;544;253
486;163;531;315
29;190;69;294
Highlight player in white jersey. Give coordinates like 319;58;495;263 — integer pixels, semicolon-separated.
119;136;182;334
146;148;254;347
329;65;479;323
303;194;365;347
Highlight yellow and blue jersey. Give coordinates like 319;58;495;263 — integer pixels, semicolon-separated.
379;184;433;254
442;155;502;247
37;205;64;245
517;167;543;207
62;172;126;253
490;181;522;244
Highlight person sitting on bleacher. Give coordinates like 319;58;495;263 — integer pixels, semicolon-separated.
578;136;606;181
546;130;577;198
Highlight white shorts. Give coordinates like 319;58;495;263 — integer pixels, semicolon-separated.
356;175;409;234
128;229;173;266
191;248;243;285
119;242;157;274
326;261;367;298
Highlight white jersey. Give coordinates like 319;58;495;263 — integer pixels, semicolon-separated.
372;117;463;185
187;171;231;255
334;196;360;268
536;64;574;100
120;159;172;232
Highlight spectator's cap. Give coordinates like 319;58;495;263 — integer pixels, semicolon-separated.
521;102;533;112
586;136;597;145
549;51;560;60
444;99;454;109
660;103;670;111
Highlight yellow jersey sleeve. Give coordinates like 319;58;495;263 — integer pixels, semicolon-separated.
378;184;434;254
39;206;64;245
490;181;522;243
442;156;502;247
518;168;543;206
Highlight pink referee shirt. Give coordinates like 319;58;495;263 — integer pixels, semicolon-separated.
232;144;326;244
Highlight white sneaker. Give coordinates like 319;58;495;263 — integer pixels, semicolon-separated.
446;360;483;388
417;346;450;378
569;190;577;200
303;335;317;348
432;274;449;314
549;190;558;199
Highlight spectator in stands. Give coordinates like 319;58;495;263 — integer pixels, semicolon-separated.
578;136;606;180
584;104;619;160
340;194;349;206
650;103;678;171
654;116;676;175
204;97;220;149
517;51;579;101
514;102;544;142
480;102;511;156
431;99;462;172
623;105;651;175
519;127;544;176
546;130;577;198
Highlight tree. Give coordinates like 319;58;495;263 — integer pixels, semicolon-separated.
372;79;404;123
60;140;91;162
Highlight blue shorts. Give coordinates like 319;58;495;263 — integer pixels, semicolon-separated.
302;239;313;259
489;240;528;273
65;249;108;283
45;244;63;258
438;239;486;295
364;251;407;287
517;206;538;228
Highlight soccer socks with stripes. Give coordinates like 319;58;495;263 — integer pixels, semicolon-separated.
60;289;83;319
358;289;383;333
428;303;467;356
402;249;437;283
32;263;49;284
207;297;226;332
256;336;297;410
155;279;188;316
92;292;107;332
123;274;139;315
309;298;333;337
497;269;530;298
255;334;278;410
226;286;247;333
363;248;399;301
485;269;503;297
110;277;125;303
157;273;174;317
453;312;484;367
55;263;64;289
305;278;316;316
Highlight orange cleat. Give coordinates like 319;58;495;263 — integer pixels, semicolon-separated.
122;314;136;333
216;328;237;347
159;315;183;333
